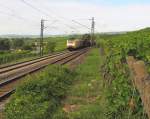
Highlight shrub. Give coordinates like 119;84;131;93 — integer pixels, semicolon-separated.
0;51;36;65
45;41;56;54
5;65;76;119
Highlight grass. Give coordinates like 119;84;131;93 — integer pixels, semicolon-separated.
0;54;38;67
45;36;67;52
0;51;37;66
52;48;108;119
4;48;109;119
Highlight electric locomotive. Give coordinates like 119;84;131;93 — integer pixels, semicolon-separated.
67;34;92;50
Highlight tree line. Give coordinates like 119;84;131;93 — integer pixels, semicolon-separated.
0;38;35;51
0;37;57;54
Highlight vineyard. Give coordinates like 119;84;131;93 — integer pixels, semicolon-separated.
99;28;150;118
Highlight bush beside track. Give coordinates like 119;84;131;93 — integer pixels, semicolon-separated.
4;66;76;119
4;48;105;119
0;51;37;65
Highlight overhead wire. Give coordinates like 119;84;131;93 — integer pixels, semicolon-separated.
72;20;91;30
0;0;91;35
0;10;28;21
0;0;93;35
38;3;91;31
21;0;76;32
41;5;91;31
0;3;41;27
20;0;91;33
21;0;54;18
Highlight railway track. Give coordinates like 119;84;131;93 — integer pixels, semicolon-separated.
0;48;89;102
0;50;69;72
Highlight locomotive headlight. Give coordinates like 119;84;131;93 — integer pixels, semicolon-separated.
72;43;75;46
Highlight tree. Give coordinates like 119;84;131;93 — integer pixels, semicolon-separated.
81;34;91;40
22;44;33;51
45;41;56;54
0;39;10;51
12;39;24;49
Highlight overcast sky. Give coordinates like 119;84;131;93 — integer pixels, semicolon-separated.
0;0;150;35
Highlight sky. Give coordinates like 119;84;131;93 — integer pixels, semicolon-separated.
0;0;150;35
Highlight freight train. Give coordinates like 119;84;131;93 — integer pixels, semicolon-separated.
67;34;94;50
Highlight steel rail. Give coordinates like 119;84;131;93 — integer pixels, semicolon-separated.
0;51;70;74
0;48;89;101
0;50;69;69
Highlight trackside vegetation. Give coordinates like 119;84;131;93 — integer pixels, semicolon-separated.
64;49;106;119
46;48;107;119
5;48;107;119
0;51;37;65
4;28;150;119
0;36;67;66
99;28;150;118
4;66;76;119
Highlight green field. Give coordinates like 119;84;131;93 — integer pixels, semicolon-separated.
45;36;68;52
0;36;67;66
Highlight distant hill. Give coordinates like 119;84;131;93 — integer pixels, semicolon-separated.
1;27;150;38
136;27;150;33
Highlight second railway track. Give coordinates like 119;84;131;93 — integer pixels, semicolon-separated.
0;48;89;101
0;50;69;74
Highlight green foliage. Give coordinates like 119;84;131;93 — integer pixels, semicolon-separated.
45;41;56;53
0;36;67;65
5;65;75;119
12;39;25;49
81;34;91;41
22;44;33;51
44;36;67;52
57;49;107;119
52;109;69;119
0;39;10;51
68;34;81;40
69;105;105;119
99;28;150;118
0;51;36;65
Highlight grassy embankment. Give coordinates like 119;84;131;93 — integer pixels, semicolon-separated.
52;48;107;119
5;48;107;119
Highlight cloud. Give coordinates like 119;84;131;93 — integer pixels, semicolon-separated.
0;0;150;35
